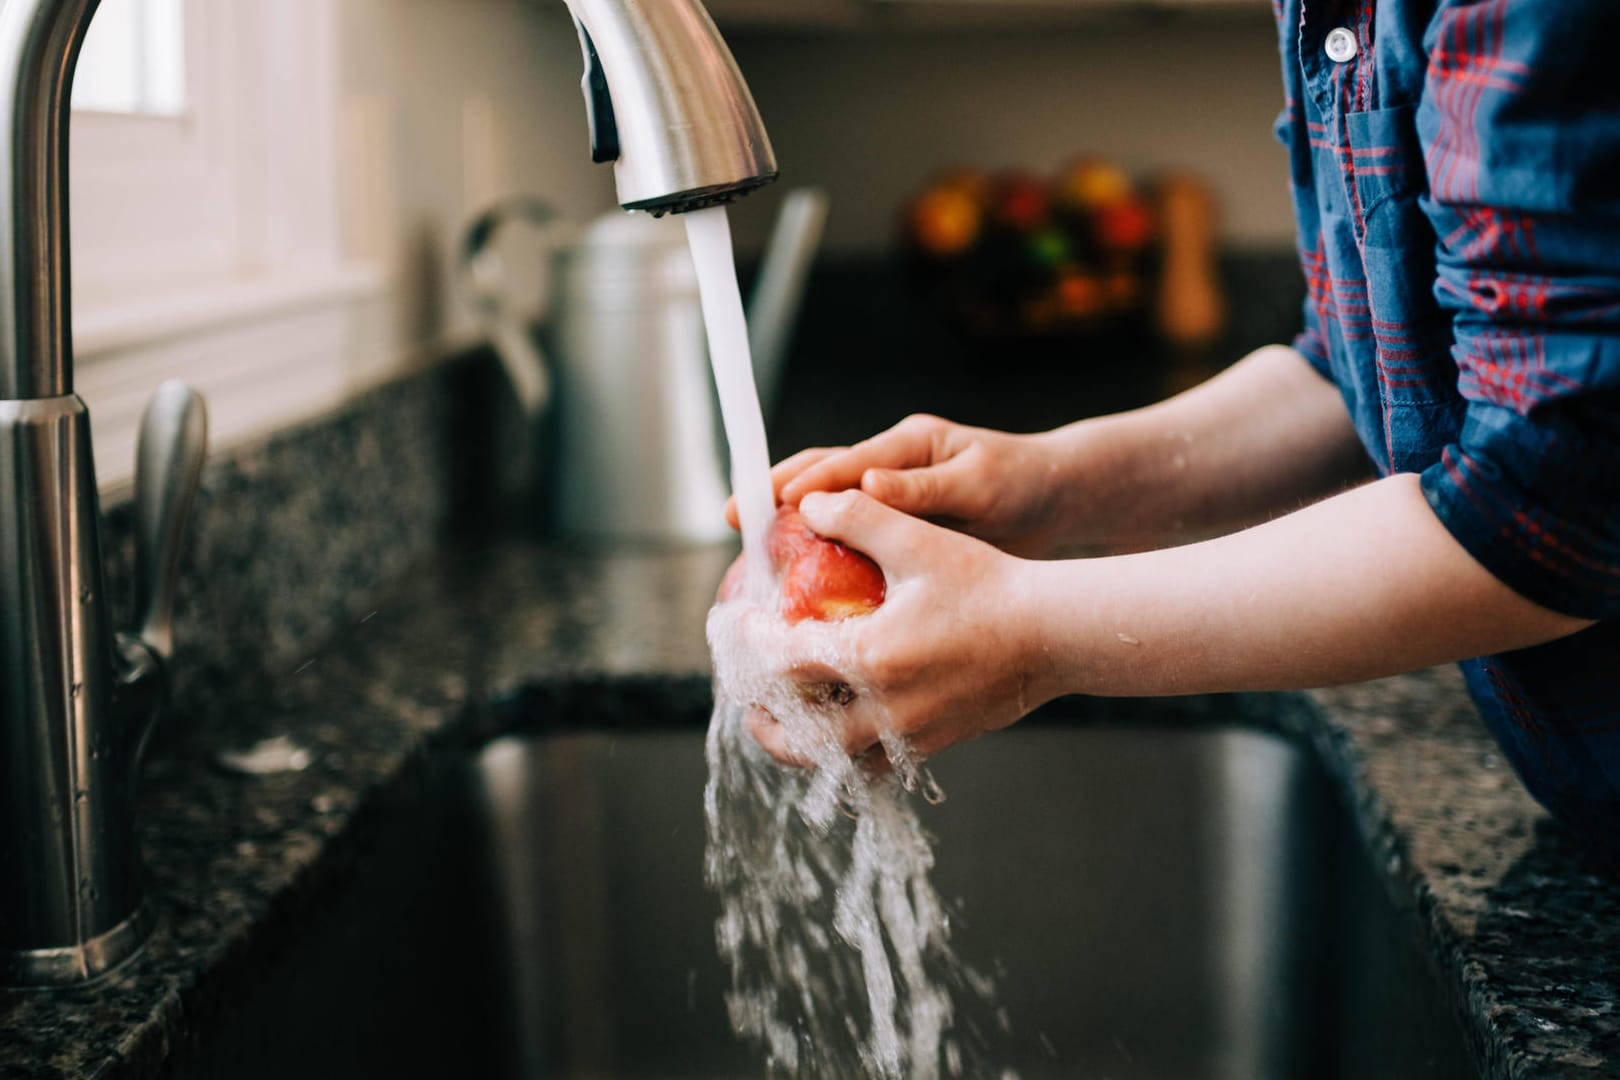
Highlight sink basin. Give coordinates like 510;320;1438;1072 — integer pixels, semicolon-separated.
170;693;1478;1080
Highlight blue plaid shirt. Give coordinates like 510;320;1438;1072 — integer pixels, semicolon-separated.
1275;0;1620;860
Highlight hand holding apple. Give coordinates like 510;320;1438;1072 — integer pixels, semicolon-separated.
742;491;1059;766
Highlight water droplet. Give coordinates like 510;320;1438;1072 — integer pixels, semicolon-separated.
74;790;89;805
70;682;82;699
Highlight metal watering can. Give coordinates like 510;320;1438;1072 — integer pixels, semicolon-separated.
463;189;827;543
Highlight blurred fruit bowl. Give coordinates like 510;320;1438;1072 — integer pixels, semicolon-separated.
902;159;1158;340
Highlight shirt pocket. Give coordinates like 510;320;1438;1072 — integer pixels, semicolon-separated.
1345;104;1463;467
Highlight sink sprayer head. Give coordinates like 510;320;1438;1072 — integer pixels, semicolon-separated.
564;0;778;216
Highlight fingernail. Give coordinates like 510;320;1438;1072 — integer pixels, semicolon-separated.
800;491;826;516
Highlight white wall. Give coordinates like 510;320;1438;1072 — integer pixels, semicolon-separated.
723;14;1296;258
337;0;618;358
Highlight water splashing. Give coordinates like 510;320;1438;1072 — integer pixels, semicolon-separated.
685;205;1010;1077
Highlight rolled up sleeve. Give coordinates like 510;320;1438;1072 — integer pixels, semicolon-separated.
1416;0;1620;620
1292;276;1333;381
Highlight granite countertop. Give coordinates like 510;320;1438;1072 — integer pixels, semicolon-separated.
1;541;1616;1079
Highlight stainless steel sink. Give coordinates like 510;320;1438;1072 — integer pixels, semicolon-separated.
171;696;1478;1080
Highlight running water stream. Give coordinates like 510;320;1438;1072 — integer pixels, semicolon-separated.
683;207;777;604
684;206;1010;1079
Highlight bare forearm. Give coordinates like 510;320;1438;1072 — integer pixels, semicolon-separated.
1042;344;1372;549
1027;474;1592;698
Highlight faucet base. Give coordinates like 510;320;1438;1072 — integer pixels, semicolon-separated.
0;902;154;989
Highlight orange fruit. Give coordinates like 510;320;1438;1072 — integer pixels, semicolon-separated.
909;186;982;257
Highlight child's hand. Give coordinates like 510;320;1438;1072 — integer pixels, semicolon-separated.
743;489;1058;766
725;414;1069;557
727;346;1383;559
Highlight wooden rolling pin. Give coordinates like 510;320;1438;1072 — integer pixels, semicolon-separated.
1154;172;1227;351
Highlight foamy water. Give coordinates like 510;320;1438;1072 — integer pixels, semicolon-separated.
686;205;1009;1078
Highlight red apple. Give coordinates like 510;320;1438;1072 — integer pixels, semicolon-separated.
1096;197;1156;253
774;509;886;623
991;172;1050;232
715;506;887;624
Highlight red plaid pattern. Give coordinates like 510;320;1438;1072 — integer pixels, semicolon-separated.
1275;0;1620;859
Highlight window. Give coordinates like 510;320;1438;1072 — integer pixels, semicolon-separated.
69;0;384;491
73;0;186;116
70;0;313;305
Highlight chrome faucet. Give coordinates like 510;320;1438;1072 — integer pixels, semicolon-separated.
0;0;774;986
564;0;778;213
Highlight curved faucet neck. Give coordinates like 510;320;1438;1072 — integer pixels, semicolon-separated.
0;0;98;401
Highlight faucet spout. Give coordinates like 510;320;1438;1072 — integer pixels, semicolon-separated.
565;0;777;215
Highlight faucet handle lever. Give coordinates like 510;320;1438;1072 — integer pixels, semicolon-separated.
133;380;208;663
571;21;620;164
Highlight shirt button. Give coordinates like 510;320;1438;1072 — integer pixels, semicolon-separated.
1324;27;1359;63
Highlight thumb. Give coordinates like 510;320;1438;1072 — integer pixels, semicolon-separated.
798;489;924;570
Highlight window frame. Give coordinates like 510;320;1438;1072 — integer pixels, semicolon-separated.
69;0;391;492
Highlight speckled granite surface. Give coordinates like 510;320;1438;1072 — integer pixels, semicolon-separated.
95;349;495;749
0;541;1615;1079
1303;674;1620;1078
